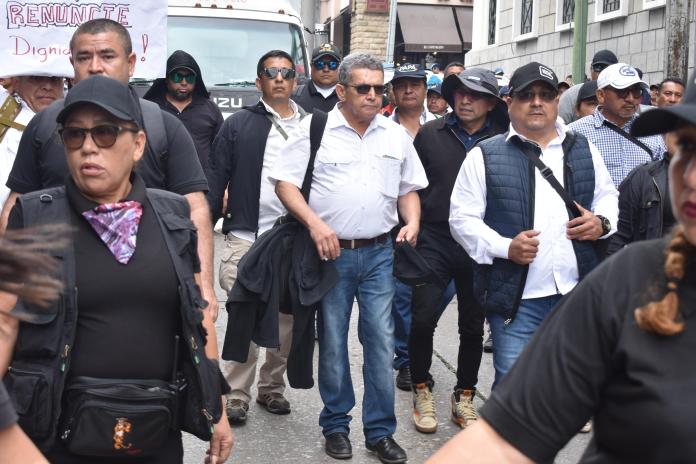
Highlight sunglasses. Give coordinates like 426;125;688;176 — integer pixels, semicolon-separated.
453;88;487;101
59;124;139;150
512;89;558;102
348;84;386;95
313;60;339;71
169;71;196;84
262;67;296;80
607;86;643;100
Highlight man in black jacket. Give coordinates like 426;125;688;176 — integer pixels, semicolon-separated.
207;50;305;425
409;68;508;434
293;43;341;113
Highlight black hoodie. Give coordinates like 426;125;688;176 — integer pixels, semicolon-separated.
144;50;223;175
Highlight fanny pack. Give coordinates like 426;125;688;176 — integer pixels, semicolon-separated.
59;376;185;458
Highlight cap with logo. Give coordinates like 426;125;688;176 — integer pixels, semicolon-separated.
442;68;509;127
632;71;696;137
57;75;140;125
577;80;599;103
508;62;559;94
427;83;443;96
391;63;427;82
592;49;619;66
312;43;341;61
596;63;647;90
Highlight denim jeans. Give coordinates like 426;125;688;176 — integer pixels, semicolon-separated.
488;294;562;388
318;239;396;443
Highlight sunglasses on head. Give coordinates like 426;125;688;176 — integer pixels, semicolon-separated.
512;89;558;102
59;124;139;150
607;85;643;100
313;59;339;71
262;67;296;80
169;71;196;84
348;84;385;95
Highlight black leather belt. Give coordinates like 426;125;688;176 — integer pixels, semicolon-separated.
338;233;389;249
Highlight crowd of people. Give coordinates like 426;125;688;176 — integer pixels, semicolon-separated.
0;16;693;464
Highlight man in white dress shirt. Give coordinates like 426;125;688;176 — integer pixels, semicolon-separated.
272;53;427;464
449;62;619;387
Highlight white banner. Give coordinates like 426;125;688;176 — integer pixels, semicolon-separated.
1;0;168;79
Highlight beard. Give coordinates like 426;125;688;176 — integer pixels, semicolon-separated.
167;87;192;102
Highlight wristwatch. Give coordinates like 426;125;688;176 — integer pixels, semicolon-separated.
596;215;611;236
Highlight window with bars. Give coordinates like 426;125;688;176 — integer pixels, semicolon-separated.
561;0;574;23
520;0;534;35
603;0;621;13
488;0;497;44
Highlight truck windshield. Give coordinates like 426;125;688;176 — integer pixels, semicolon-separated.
167;16;308;86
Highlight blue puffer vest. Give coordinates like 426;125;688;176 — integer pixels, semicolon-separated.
475;131;598;321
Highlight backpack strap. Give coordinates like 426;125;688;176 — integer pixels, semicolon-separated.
139;98;168;182
301;110;328;202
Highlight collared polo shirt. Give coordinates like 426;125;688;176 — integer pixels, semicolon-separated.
445;112;491;151
270;105;428;240
568;108;666;188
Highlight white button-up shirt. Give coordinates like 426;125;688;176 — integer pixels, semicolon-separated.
230;98;303;242
449;122;619;299
270;105;428;239
0;91;34;208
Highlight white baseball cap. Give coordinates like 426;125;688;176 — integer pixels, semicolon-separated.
596;63;647;90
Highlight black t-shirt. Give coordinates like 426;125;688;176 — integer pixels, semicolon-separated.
149;94;223;177
0;383;17;429
293;80;339;114
481;238;696;463
7;95;208;196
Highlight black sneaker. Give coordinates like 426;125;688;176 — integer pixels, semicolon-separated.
226;398;249;424
396;366;411;391
256;392;291;415
366;436;407;464
325;432;352;460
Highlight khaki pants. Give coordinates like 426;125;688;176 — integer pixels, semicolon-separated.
219;234;293;403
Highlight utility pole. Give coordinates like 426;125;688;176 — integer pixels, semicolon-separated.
571;0;589;84
385;0;398;64
664;0;691;81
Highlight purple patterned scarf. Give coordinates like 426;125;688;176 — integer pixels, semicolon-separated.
82;201;143;264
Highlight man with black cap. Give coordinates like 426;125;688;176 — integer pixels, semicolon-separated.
293;43;341;113
408;68;509;434
558;49;618;123
575;80;599;118
449;62;618;386
144;50;223;179
426;83;448;117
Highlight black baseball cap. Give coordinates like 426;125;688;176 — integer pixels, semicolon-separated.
57;75;139;124
312;43;341;61
577;80;599;103
632;72;696;137
391;63;427;82
508;62;559;94
427;83;443;96
592;49;619;66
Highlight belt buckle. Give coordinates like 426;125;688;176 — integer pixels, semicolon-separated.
350;239;356;249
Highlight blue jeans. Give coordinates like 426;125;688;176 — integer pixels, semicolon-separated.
318;240;396;443
488;294;562;388
392;279;455;369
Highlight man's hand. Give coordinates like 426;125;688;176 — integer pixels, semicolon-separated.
567;202;603;241
396;222;419;247
309;219;340;260
508;230;540;265
205;408;233;464
201;285;220;322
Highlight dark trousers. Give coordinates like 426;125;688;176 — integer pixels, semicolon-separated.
408;223;485;391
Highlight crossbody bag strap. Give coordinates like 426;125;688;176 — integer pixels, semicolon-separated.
602;120;654;159
300;110;329;202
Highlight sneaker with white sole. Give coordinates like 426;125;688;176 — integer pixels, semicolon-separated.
451;388;478;428
412;382;437;433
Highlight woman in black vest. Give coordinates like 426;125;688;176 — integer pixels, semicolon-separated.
429;77;696;462
2;76;232;464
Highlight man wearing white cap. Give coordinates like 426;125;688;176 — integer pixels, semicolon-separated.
569;63;666;188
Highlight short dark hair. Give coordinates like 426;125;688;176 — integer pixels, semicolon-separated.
257;50;295;77
444;61;465;74
69;19;132;55
659;77;685;91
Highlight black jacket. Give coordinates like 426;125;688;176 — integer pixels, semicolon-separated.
608;157;671;255
293;80;339;113
414;115;506;225
206;101;273;233
144;50;211;100
222;221;338;389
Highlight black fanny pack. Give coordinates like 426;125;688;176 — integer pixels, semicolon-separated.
59;376;185;458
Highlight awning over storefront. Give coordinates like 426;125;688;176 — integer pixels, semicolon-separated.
455;6;473;50
397;4;472;54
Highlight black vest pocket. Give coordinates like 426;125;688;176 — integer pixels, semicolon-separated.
13;296;64;358
4;367;52;440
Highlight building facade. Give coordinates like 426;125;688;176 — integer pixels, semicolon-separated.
466;0;695;85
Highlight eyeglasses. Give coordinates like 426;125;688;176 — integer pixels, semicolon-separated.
607;86;643;100
512;89;558;102
348;84;385;95
453;88;487;101
592;64;608;74
262;67;296;80
313;60;339;71
59;124;139;149
169;71;196;84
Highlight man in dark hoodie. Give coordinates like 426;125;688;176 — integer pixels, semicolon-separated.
408;68;509;434
144;50;223;176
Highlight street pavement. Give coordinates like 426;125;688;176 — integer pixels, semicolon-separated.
182;233;591;463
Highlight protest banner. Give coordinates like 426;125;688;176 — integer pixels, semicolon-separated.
1;0;167;78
